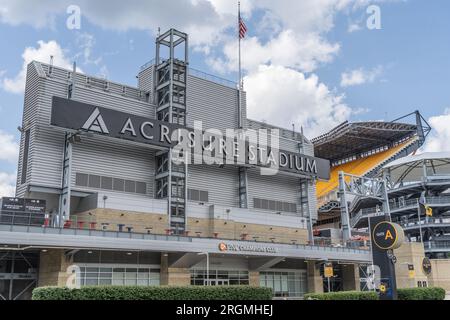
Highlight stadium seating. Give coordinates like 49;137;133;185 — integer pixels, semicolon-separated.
316;139;414;200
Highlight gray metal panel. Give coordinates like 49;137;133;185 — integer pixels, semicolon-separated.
186;76;239;131
188;165;239;208
308;182;318;221
138;65;154;103
247;168;300;212
71;136;155;196
22;62;158;192
16;63;44;197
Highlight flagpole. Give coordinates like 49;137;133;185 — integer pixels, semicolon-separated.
238;1;242;90
237;1;242;129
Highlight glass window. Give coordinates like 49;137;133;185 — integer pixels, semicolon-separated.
190;269;248;286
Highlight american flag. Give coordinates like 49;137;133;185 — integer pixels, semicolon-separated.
239;16;247;39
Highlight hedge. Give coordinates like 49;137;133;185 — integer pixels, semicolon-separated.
32;286;273;300
304;291;378;300
304;287;446;300
397;287;446;300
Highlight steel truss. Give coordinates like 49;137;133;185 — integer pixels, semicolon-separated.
155;29;189;235
338;172;391;242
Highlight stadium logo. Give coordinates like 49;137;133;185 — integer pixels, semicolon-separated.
218;243;228;252
82;108;110;134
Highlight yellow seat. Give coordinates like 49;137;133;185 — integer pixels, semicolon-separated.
316;140;414;200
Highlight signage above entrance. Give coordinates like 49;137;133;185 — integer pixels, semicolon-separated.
50;96;330;179
218;242;278;254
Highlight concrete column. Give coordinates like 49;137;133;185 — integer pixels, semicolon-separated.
342;264;360;291
306;261;323;293
160;253;169;285
38;249;73;287
249;271;260;287
394;242;428;289
160;253;191;286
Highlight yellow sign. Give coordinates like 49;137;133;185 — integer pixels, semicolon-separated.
379;284;387;293
426;206;433;217
385;230;394;240
324;263;333;278
408;270;416;279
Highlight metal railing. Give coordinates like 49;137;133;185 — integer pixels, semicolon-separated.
351;194;450;227
0;211;370;252
398;217;450;228
390;198;418;211
140;59;237;89
423;241;450;251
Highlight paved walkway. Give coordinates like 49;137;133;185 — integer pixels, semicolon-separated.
445;293;450;300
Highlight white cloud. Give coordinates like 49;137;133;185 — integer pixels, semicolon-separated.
0;0;66;28
209;30;340;75
422;109;450;153
340;66;383;87
0;171;16;198
348;23;362;33
2;40;75;94
0;0;402;138
0;130;19;164
75;33;102;66
245;65;352;138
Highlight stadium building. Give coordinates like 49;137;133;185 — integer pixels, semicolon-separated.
313;113;430;240
0;29;371;300
351;153;450;289
313;115;450;290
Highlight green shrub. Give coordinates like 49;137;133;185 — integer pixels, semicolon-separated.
304;291;378;300
32;285;273;300
397;287;446;300
304;287;446;301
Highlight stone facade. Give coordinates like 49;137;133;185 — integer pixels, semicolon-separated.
306;261;323;294
38;250;73;287
428;259;450;290
394;242;429;288
160;253;191;286
249;271;260;287
342;264;360;291
74;209;309;245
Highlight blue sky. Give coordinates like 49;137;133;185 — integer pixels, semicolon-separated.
0;0;449;196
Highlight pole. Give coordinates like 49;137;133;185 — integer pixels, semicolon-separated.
238;1;242;90
206;252;210;286
368;217;376;292
417;201;424;245
327;277;331;293
237;1;242;128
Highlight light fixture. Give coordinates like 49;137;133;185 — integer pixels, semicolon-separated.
42;249;48;253
126;252;132;256
88;251;93;254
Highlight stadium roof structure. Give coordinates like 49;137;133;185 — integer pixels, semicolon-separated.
383;152;450;185
312;111;431;163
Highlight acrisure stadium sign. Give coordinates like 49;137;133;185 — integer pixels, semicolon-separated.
50;96;330;180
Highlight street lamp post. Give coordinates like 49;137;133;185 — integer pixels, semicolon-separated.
198;252;210;286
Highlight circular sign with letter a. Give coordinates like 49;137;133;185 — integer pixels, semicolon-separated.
372;221;404;250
